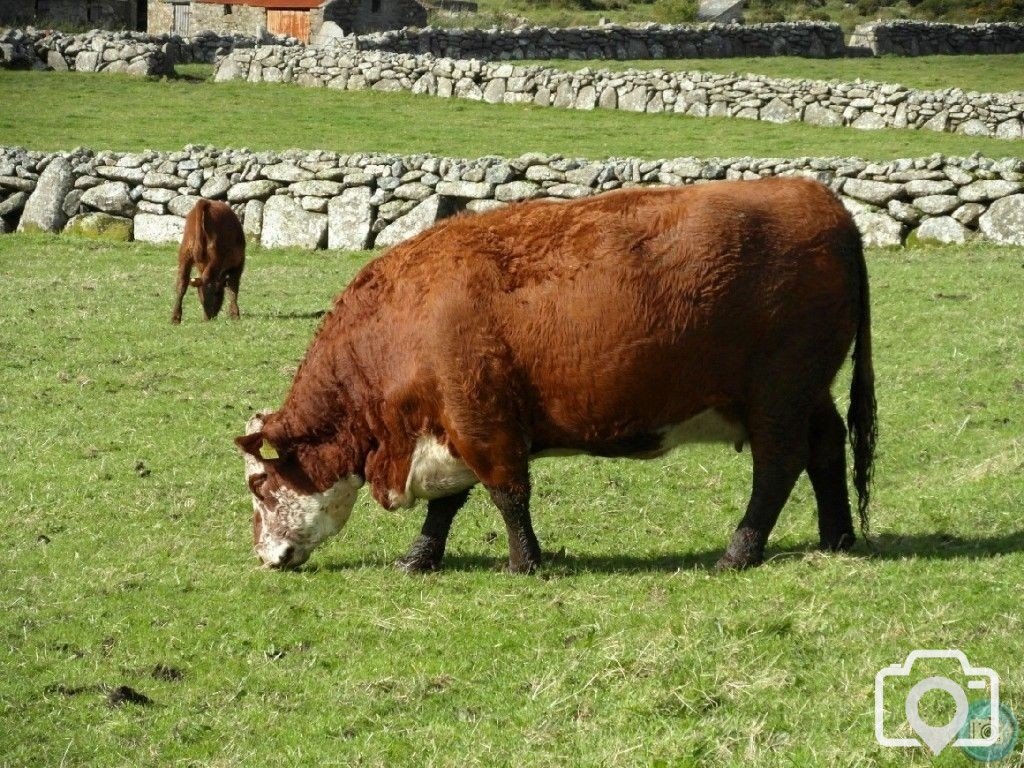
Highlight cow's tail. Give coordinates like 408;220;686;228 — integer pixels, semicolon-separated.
196;198;214;253
846;230;877;537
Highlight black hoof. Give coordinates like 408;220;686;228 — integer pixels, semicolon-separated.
714;552;763;571
506;558;541;575
717;528;765;570
395;555;441;574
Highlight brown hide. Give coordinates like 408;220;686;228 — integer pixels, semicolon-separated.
239;178;876;572
171;199;246;324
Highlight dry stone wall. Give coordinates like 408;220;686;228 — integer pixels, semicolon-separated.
849;21;1024;56
356;22;847;60
0;27;174;75
214;47;1024;140
0;27;301;73
3;145;1023;249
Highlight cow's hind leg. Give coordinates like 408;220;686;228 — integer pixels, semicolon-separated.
171;256;192;324
396;490;470;573
717;416;809;570
225;268;242;320
489;481;540;574
808;398;855;552
454;437;539;573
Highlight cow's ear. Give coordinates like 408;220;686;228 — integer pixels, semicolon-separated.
235;431;279;461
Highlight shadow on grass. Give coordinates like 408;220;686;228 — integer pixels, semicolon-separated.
245;310;328;320
171;65;215;84
311;531;1024;574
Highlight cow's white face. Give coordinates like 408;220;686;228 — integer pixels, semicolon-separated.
241;412;363;569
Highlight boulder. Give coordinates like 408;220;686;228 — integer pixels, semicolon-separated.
63;212;133;241
374;195;459;249
618;87;648;113
904;180;956;198
263;163;314;183
227;180;280;202
956;119;993;137
17;156;73;233
995;120;1023;141
959;180;1022;203
435;180;494;199
911;216;970;245
143;172;183;190
951;203;985;227
978;194;1024;246
328;187;373;251
200;175;232;199
760;98;800;124
0;191;29;218
290;180;344;197
168;195;203;218
313;20;348;47
393;182;434;202
466;200;505;214
47;50;69;72
261;195;327;250
80;181;134;217
134;213;185;244
843;179;902;206
851;112;887;131
214;55;243;82
913;195;960;215
854;211;903;248
803;103;842;128
495;181;541;202
243;199;264;243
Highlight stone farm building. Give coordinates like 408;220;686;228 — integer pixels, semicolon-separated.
0;0;148;29
147;0;428;41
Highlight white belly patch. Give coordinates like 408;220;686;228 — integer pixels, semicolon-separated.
388;410;745;507
389;435;478;509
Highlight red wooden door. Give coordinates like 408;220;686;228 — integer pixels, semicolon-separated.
266;10;311;43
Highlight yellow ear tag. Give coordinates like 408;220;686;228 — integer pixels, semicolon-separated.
260;439;279;461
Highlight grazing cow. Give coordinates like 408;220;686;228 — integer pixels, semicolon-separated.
171;199;245;324
236;178;877;573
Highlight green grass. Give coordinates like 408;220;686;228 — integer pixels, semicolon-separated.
1;234;1022;766
430;0;1022;30
1;69;1021;161
527;53;1024;94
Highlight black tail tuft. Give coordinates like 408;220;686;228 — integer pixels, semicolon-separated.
846;231;877;537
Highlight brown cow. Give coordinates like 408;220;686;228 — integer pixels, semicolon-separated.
236;178;877;573
171;199;245;324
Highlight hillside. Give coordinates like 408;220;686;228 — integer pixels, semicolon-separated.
430;0;1024;32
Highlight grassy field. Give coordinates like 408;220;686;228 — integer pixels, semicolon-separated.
1;234;1022;766
430;0;1022;30
525;53;1024;94
1;68;1021;160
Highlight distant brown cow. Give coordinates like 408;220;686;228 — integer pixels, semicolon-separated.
171;199;245;324
236;178;877;573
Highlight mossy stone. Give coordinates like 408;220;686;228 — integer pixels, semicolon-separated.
64;213;133;242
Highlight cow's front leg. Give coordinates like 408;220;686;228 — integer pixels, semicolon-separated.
225;268;242;320
396;490;470;574
488;482;541;574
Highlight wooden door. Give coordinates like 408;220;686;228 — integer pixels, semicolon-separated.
136;0;148;32
266;10;311;43
172;3;190;36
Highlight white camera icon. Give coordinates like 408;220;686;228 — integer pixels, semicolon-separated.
875;649;1000;755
